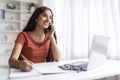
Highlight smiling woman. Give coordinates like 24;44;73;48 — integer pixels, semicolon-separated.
8;6;61;72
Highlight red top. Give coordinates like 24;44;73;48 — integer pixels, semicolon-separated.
15;32;50;63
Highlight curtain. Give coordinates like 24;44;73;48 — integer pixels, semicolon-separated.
42;0;120;61
42;0;120;79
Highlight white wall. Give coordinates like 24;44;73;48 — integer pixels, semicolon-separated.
38;0;55;8
38;0;43;7
42;0;55;8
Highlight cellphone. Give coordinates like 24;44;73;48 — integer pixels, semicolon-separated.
47;26;52;32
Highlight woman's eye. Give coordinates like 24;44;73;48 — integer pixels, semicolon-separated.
43;14;47;17
42;14;52;20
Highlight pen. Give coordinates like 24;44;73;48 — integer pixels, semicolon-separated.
21;54;41;73
21;54;28;61
21;54;34;67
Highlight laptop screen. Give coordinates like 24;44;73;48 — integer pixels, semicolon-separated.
87;35;110;70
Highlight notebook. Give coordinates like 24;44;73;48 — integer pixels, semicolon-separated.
59;35;110;71
9;62;66;79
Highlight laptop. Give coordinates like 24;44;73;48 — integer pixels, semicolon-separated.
59;35;110;71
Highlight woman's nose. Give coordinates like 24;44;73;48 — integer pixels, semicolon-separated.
47;18;52;23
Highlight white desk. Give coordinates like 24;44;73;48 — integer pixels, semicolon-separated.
1;54;120;80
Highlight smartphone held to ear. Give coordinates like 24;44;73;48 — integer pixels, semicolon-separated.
46;26;52;32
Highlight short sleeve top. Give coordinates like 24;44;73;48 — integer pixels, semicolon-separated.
15;32;50;63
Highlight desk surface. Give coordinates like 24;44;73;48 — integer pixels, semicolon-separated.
1;54;120;80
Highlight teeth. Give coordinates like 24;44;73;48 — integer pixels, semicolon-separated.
44;23;49;26
46;22;50;25
43;21;50;25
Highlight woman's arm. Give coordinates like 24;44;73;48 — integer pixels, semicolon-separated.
9;43;33;72
49;36;61;62
47;23;61;61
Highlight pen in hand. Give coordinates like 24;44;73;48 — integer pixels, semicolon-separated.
21;55;41;73
20;54;33;72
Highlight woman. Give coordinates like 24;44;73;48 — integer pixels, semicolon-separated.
9;6;61;72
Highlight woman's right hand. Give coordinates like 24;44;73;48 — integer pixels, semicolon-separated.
19;60;33;72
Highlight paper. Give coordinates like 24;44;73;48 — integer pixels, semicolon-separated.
34;62;67;74
35;66;66;74
9;62;66;79
9;68;41;79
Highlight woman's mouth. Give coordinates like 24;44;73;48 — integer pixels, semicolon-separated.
43;22;50;26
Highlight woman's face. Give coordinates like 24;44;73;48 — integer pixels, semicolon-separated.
36;9;52;29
